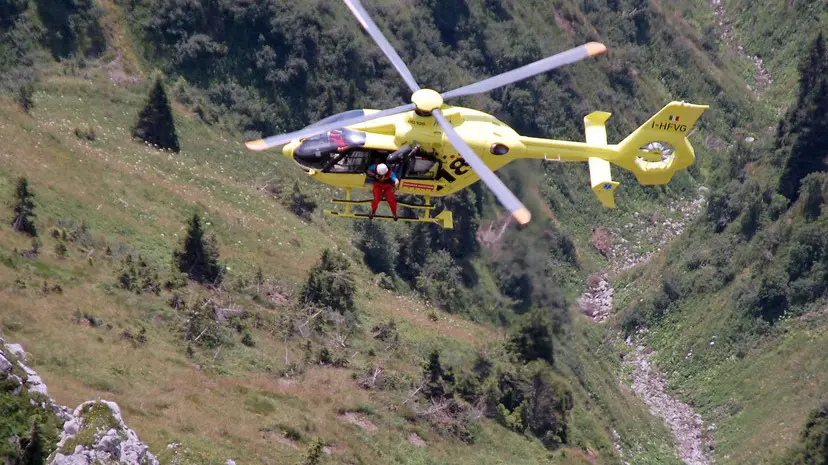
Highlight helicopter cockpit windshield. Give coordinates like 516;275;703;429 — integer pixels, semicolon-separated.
293;128;375;173
292;127;440;179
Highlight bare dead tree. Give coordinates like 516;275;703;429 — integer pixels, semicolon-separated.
358;367;383;390
402;382;424;405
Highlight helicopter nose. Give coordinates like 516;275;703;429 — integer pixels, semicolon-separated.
282;140;300;159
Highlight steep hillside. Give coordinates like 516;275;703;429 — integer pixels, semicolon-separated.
606;3;828;464
0;67;692;464
2;1;825;465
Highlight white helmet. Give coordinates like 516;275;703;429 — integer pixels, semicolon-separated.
377;163;389;175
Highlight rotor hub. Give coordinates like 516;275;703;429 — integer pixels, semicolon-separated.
411;89;443;114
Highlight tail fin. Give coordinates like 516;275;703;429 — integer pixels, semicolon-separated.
581;101;708;208
614;101;709;185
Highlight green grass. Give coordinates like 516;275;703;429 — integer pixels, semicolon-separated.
0;66;690;465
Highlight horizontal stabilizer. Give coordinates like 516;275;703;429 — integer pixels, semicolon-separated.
584;111;618;208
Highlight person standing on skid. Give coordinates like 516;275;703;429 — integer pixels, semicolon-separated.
367;162;399;220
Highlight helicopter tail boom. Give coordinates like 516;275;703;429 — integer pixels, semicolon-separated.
520;101;708;208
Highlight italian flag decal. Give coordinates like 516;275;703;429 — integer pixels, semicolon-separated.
669;115;680;121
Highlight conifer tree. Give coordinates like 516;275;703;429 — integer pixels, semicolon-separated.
11;176;37;236
133;75;180;152
20;420;44;465
174;213;223;285
778;33;828;201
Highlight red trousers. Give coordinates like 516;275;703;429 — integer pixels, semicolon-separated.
371;182;397;216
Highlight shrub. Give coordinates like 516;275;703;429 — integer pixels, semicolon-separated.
776;402;828;465
300;249;355;315
74;126;96;141
415;251;462;309
422;349;455;399
17;82;34;113
117;254;161;295
283;181;317;221
508;309;555;365
754;270;790;323
241;330;255;347
353;221;396;275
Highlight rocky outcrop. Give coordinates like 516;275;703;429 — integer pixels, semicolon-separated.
2;337;73;422
51;401;160;465
578;274;613;322
0;334;159;465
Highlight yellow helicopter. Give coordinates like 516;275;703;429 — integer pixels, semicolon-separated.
245;0;709;229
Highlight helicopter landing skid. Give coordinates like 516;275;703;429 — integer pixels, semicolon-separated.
324;189;454;229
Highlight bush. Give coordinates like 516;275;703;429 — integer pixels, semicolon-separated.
422;349;455;399
775;402;828;465
117;254;161;295
283;181;317;221
74;126;96;141
754;270;790;323
415;251;462;309
800;173;828;220
508;309;555;365
17;82;34;113
300;249;355;315
241;330;255;347
353;221;396;275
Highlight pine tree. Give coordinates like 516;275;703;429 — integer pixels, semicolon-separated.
796;33;827;104
778;32;828;201
174;214;223;285
11;176;37;236
18;82;34;113
133;75;180;152
20;420;45;465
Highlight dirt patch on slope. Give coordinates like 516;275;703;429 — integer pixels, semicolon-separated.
338;412;378;433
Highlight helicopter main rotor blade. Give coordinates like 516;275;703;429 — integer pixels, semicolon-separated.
441;42;607;100
431;108;531;225
343;0;420;93
245;103;416;151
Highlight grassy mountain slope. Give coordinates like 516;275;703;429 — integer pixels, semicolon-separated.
0;70;685;464
2;0;825;464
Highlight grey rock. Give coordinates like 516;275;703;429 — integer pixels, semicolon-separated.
9;375;23;396
51;453;90;465
29;383;48;396
64;419;82;436
0;353;11;374
96;429;121;460
4;344;26;362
